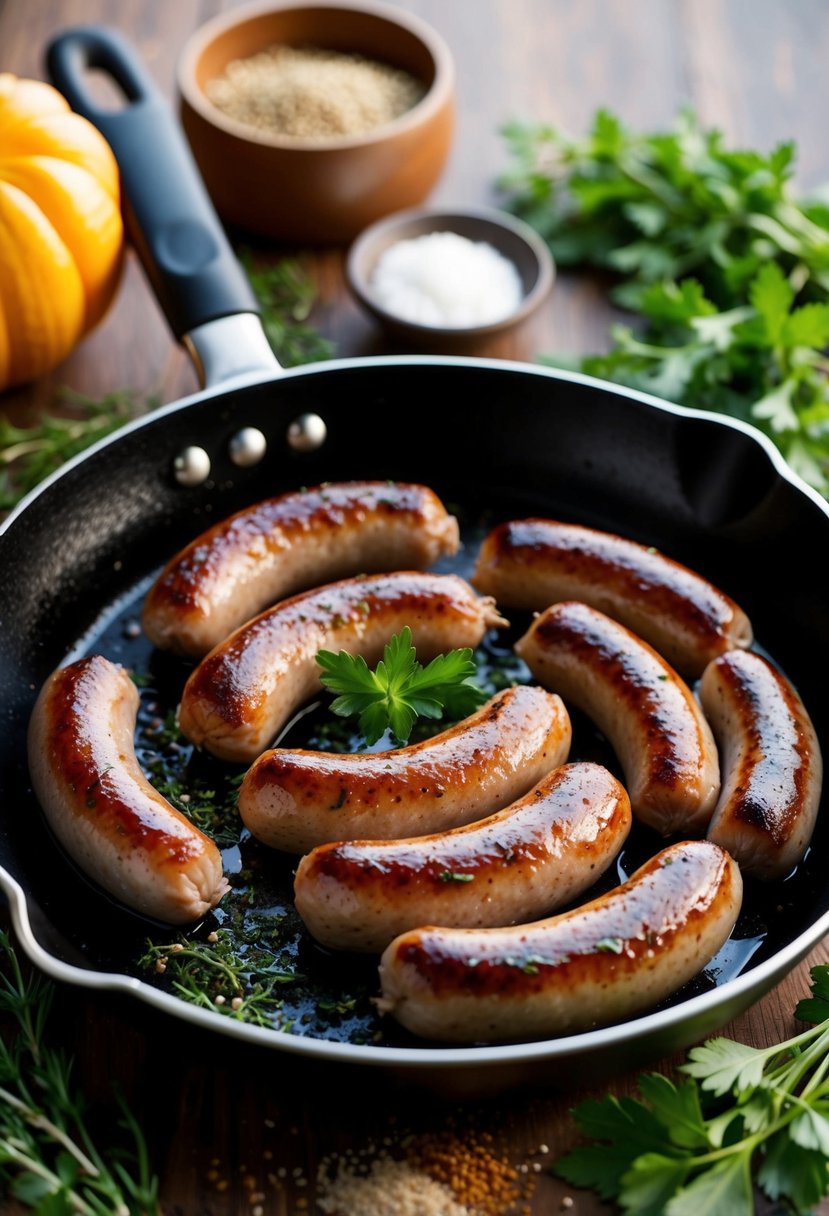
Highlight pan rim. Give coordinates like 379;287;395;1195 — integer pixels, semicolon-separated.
3;354;829;1070
2;355;827;538
3;864;829;1068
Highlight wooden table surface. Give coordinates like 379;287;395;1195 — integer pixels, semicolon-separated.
3;1;829;1213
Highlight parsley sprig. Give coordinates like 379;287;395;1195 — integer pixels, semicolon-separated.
499;106;829;495
553;962;829;1215
316;627;488;746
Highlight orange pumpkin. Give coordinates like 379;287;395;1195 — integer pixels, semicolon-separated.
0;73;124;391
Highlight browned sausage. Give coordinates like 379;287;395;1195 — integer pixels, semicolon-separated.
179;572;506;763
27;655;228;924
515;601;721;834
376;839;742;1043
294;762;630;952
240;685;571;854
700;649;823;879
143;481;460;657
473;518;752;676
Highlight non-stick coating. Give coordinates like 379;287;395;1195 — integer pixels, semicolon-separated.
2;355;828;1090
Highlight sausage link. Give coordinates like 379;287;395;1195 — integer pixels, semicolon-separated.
143;481;460;657
700;650;823;879
294;762;629;952
377;839;742;1043
473;518;752;677
27;655;229;925
179;572;506;764
240;685;571;854
515;601;720;834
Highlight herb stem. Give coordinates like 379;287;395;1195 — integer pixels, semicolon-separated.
0;1140;95;1215
0;1086;101;1179
162;945;243;993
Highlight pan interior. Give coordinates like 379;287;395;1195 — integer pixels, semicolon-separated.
1;360;827;1058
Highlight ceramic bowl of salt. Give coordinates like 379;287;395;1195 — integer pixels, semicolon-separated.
345;206;555;350
177;0;455;244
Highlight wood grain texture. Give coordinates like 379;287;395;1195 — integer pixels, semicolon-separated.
2;0;829;1211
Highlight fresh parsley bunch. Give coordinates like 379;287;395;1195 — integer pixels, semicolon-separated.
499;107;829;495
553;963;829;1215
316;626;488;746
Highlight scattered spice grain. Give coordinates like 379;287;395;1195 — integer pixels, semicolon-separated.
316;1154;467;1216
315;1126;536;1216
406;1129;532;1215
205;44;425;140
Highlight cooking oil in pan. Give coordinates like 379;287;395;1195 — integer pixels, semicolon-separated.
52;518;800;1050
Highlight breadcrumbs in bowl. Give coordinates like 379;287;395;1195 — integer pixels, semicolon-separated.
177;0;455;244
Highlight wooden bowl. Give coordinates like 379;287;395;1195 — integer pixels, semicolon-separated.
176;0;455;245
345;206;556;350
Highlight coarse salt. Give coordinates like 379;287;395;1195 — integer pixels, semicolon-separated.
369;230;524;328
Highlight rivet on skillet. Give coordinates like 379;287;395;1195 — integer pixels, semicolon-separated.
173;445;211;486
287;413;327;452
229;427;267;467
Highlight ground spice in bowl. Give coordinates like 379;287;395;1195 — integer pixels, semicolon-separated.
205;43;425;139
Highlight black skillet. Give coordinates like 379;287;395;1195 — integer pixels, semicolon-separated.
1;26;828;1096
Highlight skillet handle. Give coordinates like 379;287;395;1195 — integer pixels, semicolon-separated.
46;26;280;385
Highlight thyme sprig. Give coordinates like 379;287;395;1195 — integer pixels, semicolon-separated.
0;930;160;1215
139;929;302;1030
0;389;150;513
240;250;335;367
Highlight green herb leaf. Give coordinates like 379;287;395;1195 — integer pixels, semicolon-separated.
635;1074;709;1150
551;963;829;1215
793;962;829;1024
680;1037;767;1096
240;249;335;366
757;1131;829;1211
0;929;160;1214
556;1093;675;1198
662;1154;753;1216
316;627;488;745
499;106;829;495
619;1152;693;1216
